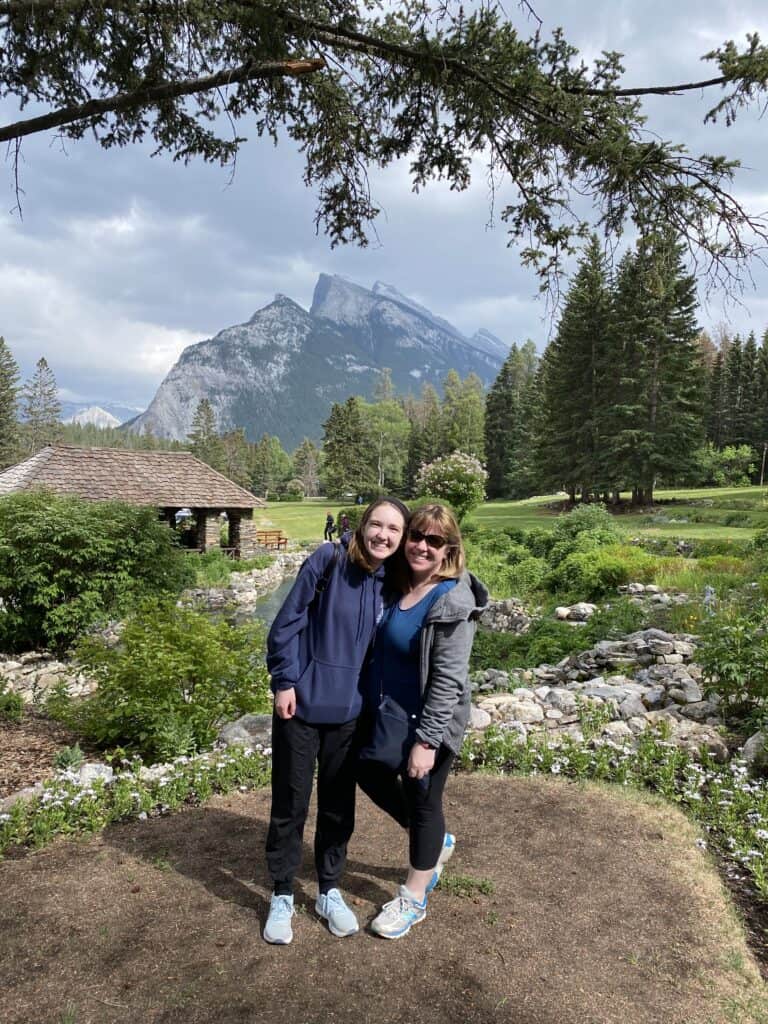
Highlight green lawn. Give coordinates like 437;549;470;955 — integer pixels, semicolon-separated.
258;499;347;543
261;488;768;543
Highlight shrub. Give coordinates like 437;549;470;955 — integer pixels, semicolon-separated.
74;601;271;761
193;550;274;588
0;492;194;654
550;503;624;544
546;544;657;599
336;506;364;531
698;604;768;731
414;451;487;521
0;680;23;723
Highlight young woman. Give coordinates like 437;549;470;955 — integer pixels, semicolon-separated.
357;503;488;939
263;497;409;945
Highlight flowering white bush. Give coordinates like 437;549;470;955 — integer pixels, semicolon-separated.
415;450;487;521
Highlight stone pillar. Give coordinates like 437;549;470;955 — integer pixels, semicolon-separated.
237;512;257;558
196;509;221;551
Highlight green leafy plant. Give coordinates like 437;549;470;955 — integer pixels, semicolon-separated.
698;603;768;731
0;491;195;653
439;873;495;898
0;680;23;723
74;601;271;760
53;744;84;771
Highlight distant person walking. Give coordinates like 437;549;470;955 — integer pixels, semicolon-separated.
263;497;410;945
338;513;350;536
323;512;335;541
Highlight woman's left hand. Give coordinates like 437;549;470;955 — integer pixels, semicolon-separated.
408;743;436;780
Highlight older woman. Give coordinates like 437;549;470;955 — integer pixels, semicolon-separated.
358;503;487;938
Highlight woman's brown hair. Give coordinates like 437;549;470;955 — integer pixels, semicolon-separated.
391;503;465;590
347;497;410;572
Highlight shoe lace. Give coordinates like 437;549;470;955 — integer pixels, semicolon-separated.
271;895;293;920
325;889;346;912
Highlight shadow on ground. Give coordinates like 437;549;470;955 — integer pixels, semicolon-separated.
1;775;764;1024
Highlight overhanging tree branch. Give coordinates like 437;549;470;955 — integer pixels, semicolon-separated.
0;57;324;144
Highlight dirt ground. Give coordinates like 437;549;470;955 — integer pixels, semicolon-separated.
0;711;100;799
1;775;765;1024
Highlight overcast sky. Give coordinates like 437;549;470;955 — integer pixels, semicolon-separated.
2;0;768;413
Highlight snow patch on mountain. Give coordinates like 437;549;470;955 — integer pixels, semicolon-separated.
63;406;122;428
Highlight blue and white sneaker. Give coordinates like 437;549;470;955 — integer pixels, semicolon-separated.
263;893;294;944
425;832;456;894
370;885;427;939
315;888;359;937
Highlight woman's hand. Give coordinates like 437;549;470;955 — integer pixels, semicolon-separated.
275;687;297;719
408;743;436;780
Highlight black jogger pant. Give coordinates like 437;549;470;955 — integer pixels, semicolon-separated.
265;712;358;894
356;738;455;871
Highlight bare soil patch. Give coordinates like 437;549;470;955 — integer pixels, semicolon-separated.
1;775;764;1024
0;710;99;799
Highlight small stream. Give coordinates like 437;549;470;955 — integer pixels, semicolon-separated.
233;574;297;626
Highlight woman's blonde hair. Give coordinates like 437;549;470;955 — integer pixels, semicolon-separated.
406;503;465;581
347;497;410;572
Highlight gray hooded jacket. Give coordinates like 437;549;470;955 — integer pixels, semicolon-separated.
415;570;489;753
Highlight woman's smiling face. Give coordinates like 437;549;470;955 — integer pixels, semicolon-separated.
362;503;406;567
404;519;449;577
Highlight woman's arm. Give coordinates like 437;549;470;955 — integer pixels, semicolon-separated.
415;619;475;749
266;544;334;691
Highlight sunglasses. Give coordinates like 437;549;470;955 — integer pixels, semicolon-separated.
408;527;450;550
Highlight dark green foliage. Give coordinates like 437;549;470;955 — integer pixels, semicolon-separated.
251;433;292;498
321;397;375;498
698;603;768;731
2;3;765;290
74;602;271;761
535;237;614;498
0;680;23;723
0;492;194;653
545;544;657;599
471;598;649;674
20;356;61;455
0;336;20;469
484;341;538;498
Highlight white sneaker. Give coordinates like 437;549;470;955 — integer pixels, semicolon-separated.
315;888;359;937
370;886;427;939
263;893;294;944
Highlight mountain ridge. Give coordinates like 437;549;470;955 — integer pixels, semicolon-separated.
127;275;510;449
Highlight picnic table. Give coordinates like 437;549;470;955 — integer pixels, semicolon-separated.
256;529;288;550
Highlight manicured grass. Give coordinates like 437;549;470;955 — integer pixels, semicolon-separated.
258;499;346;543
261;487;768;543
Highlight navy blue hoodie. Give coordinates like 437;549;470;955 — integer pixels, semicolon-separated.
266;542;385;724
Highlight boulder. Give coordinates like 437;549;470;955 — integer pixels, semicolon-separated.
469;706;492;731
217;713;273;750
742;731;768;771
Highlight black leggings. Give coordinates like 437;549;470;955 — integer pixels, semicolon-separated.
356;743;455;871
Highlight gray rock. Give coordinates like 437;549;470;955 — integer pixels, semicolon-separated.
469;706;492;731
217;713;273;750
546;688;578;713
618;695;647;721
742;731;768;770
679;701;719;723
79;763;114;787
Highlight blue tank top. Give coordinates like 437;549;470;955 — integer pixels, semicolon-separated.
366;579;457;717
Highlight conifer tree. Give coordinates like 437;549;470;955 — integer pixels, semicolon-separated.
740;332;760;452
321;397;374;498
251;434;292;497
537;236;613;498
755;331;768;451
0;337;20;468
722;335;744;446
705;350;726;448
187;398;224;471
484;341;538;498
404;384;443;495
618;234;704;502
21;356;62;455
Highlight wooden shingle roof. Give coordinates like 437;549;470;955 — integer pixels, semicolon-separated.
0;445;264;509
